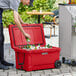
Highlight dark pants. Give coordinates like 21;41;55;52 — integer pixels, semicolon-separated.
0;8;4;61
30;0;34;6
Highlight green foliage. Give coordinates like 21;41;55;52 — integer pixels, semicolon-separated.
63;1;67;4
44;15;53;22
48;0;56;9
2;0;57;27
33;0;49;11
2;10;14;27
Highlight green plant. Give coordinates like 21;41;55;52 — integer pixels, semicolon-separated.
33;0;49;11
2;0;58;28
63;1;67;4
48;0;56;9
44;15;53;22
2;10;14;27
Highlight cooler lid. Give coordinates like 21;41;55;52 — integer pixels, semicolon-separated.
9;24;46;49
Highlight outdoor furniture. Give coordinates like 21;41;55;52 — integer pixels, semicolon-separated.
27;11;54;38
43;10;59;38
26;11;54;23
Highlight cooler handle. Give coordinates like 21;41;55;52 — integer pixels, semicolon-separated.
17;52;25;65
42;52;48;55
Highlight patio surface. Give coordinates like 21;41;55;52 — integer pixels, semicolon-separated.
1;26;76;76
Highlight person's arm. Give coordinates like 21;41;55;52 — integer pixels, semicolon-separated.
18;14;25;24
13;10;30;39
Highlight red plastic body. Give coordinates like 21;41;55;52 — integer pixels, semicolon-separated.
9;24;61;71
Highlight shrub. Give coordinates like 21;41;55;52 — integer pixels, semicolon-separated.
2;0;57;27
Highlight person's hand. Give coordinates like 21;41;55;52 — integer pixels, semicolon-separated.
24;33;31;39
25;0;30;5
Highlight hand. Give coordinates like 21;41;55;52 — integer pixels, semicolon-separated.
25;0;30;5
24;33;31;39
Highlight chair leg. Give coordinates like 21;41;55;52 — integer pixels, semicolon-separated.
50;27;52;38
54;26;55;36
53;26;55;36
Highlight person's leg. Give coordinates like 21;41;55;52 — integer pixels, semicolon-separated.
0;9;9;70
0;8;14;66
0;8;4;61
0;23;4;61
0;23;14;66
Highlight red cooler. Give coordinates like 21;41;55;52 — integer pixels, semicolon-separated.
9;24;61;71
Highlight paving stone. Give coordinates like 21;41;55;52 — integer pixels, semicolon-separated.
31;73;40;76
21;72;31;76
9;74;21;76
60;66;72;73
63;73;72;76
31;72;41;76
53;74;63;76
4;69;14;73
8;71;17;76
41;72;57;76
71;67;76;72
0;70;3;72
43;69;52;74
41;73;60;76
35;70;44;74
71;72;76;76
51;69;61;74
61;64;68;68
0;72;7;76
60;67;70;73
17;70;26;74
41;74;50;76
4;69;16;73
3;27;76;76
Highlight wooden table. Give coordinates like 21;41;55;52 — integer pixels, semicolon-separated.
27;11;54;23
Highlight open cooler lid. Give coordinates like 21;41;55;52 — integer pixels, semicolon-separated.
9;24;46;49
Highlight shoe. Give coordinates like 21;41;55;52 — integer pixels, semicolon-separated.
0;62;9;70
1;60;14;66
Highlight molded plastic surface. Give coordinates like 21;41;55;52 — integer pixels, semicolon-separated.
9;24;46;49
9;24;61;71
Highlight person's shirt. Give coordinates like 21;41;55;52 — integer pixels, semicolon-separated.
0;0;20;12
